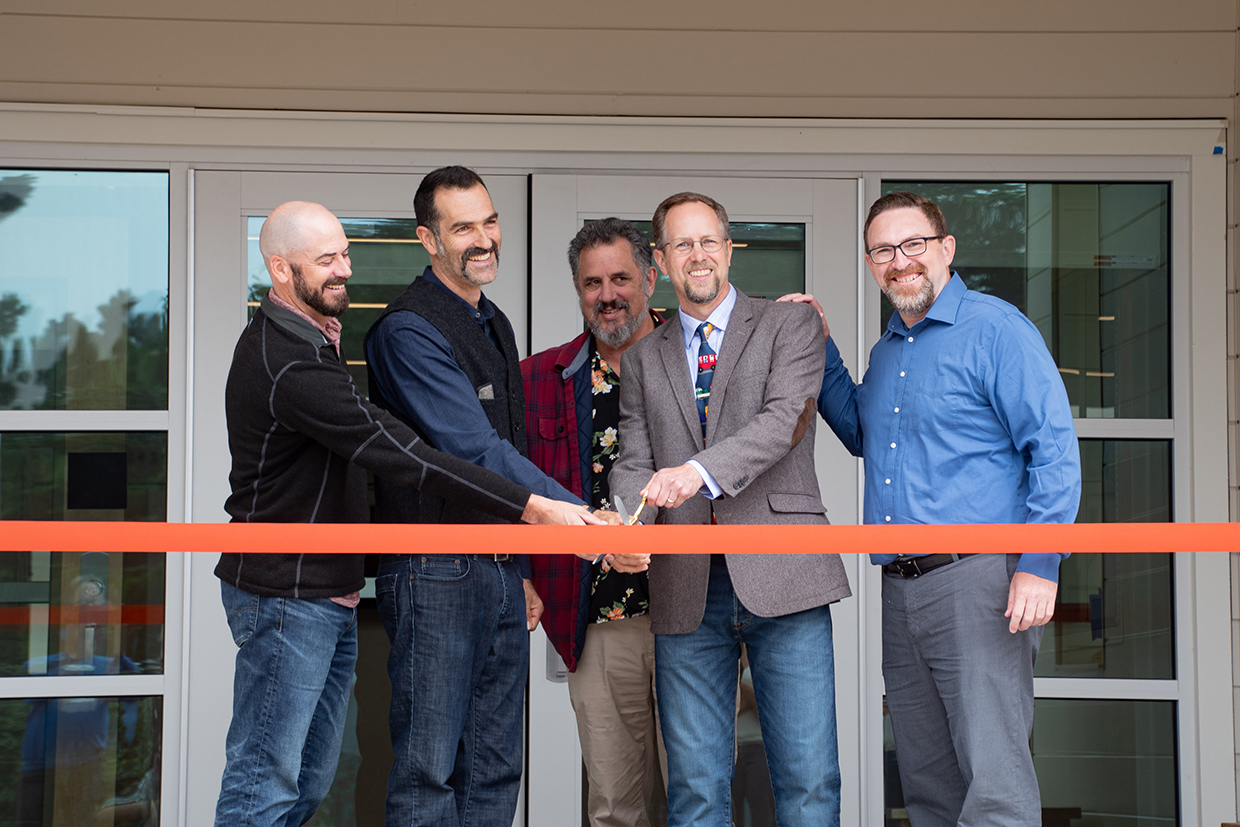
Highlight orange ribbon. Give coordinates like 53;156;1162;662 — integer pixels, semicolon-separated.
0;521;1235;555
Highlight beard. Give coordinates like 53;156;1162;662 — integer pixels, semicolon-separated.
881;265;935;319
291;263;349;318
587;298;648;349
682;271;723;307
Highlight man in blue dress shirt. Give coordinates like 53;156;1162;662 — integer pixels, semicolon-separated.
812;191;1082;827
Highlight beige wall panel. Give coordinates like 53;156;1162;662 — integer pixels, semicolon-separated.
0;18;1232;110
0;83;1231;120
3;0;1234;31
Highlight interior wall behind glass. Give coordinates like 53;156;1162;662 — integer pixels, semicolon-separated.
0;695;162;826
880;182;1170;419
0;170;169;411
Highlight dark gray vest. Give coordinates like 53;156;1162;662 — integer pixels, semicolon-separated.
366;276;527;525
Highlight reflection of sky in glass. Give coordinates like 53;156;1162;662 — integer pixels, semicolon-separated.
0;171;168;343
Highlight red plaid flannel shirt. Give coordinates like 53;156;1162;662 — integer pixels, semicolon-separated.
521;330;591;671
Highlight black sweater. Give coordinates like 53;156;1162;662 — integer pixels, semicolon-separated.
215;296;532;598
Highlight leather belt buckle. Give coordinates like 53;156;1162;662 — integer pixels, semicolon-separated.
885;553;958;578
491;554;511;562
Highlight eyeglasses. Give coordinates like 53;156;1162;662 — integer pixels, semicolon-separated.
866;236;944;264
665;236;727;256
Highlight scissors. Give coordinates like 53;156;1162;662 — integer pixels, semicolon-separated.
614;494;646;527
591;495;646;564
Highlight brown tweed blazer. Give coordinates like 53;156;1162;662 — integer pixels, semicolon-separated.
611;289;851;635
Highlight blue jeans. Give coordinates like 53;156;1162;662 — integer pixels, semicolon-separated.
376;554;528;827
655;558;841;827
215;581;358;827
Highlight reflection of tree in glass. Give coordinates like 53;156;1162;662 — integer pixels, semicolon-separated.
0;293;29;406
0;289;167;411
0;174;34;223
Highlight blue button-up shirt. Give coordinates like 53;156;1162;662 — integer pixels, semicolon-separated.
818;274;1081;582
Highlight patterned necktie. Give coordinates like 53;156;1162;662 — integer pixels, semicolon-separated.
694;321;717;437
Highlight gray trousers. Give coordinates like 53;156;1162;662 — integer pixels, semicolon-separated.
882;554;1043;827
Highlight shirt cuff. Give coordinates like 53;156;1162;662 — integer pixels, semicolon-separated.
687;460;722;500
1015;552;1067;583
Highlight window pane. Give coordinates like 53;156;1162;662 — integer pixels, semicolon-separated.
881;182;1170;419
1033;699;1177;827
1037;440;1174;680
0;695;161;825
0;433;167;676
883;699;1177;827
0;170;170;410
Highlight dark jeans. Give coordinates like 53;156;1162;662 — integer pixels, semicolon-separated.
376;554;527;827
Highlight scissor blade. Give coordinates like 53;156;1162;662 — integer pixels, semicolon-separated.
613;495;631;526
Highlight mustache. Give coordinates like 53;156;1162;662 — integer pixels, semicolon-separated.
887;264;926;280
592;298;630;315
462;245;498;263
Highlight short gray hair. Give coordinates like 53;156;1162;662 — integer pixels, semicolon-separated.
567;218;654;288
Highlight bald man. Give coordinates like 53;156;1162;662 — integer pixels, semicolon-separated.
214;201;597;827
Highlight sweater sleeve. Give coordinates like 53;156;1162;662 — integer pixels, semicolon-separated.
272;355;533;524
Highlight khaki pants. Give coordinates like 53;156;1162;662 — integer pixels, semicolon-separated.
567;614;668;827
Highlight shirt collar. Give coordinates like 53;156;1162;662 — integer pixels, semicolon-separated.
265;290;342;354
885;272;966;336
679;283;737;350
421;265;496;324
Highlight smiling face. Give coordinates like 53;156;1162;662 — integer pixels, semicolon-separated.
865;206;955;327
418;184;502;301
576;238;657;350
653;201;733;321
264;204;352;326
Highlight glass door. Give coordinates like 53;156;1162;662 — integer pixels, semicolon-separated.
527;174;862;827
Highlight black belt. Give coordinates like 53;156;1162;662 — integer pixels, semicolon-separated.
475;554;511;562
883;554;960;578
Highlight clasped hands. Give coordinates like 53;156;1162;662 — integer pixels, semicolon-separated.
526;462;705;575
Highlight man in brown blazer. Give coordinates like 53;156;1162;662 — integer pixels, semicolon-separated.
610;192;851;827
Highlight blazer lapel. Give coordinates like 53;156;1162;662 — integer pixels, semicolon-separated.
706;289;755;442
658;316;704;450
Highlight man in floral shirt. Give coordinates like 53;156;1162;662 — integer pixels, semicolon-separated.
523;218;666;826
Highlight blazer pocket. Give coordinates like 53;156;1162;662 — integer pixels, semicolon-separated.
767;493;827;515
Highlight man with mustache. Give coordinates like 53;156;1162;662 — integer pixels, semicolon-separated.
810;191;1081;826
364;168;638;826
216;201;595;827
522;218;667;827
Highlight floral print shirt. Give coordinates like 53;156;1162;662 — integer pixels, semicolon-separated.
587;348;650;623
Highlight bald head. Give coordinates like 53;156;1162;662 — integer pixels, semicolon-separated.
260;201;352;325
260;201;342;269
